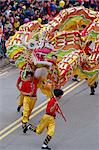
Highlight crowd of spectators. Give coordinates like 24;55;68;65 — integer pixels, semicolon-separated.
0;0;99;59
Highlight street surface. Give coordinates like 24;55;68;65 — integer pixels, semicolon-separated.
0;67;99;150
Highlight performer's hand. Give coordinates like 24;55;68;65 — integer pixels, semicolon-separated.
57;110;61;114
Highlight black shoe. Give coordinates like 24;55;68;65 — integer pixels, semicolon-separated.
17;106;21;112
90;92;95;95
23;124;34;133
23;126;28;133
22;123;27;133
29;124;36;132
41;145;51;150
90;86;95;95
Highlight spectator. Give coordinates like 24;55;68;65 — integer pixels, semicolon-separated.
1;34;6;57
50;0;57;12
89;0;96;11
0;24;4;58
5;19;13;32
14;16;20;30
83;0;90;9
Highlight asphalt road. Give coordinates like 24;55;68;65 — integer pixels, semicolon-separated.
0;68;99;150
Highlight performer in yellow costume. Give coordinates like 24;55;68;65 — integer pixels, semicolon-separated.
23;89;64;150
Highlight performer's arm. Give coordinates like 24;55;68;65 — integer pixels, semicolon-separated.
16;76;21;90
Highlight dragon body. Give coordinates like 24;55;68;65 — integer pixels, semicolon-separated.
6;7;99;97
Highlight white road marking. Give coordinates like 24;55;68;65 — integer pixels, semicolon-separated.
0;66;13;72
0;71;8;77
0;67;17;78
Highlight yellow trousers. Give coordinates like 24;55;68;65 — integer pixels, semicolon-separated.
22;96;37;124
87;74;98;87
18;94;24;107
36;114;55;137
73;67;88;80
73;67;98;87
